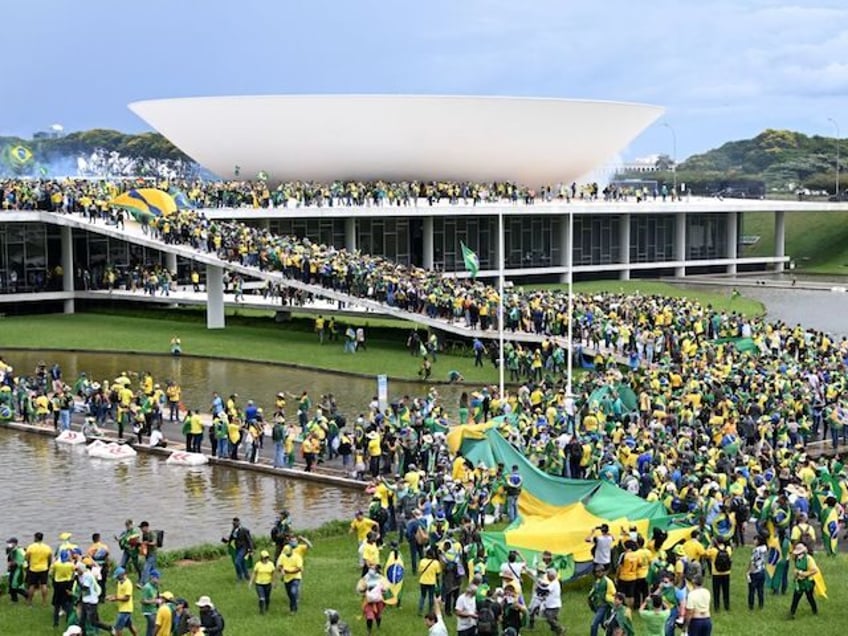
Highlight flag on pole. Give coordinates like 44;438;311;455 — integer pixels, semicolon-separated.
461;242;479;278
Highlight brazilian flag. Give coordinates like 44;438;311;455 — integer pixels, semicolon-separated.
822;505;840;556
9;145;33;166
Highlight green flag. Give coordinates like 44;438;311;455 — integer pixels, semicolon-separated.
460;242;479;278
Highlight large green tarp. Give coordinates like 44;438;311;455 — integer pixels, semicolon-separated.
588;383;638;413
715;336;757;353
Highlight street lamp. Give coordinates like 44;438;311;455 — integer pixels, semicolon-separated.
662;122;677;198
827;117;840;197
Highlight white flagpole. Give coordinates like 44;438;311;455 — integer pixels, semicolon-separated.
498;210;505;398
566;207;574;398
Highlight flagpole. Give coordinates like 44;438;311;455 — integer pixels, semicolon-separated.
498;210;505;398
566;206;574;398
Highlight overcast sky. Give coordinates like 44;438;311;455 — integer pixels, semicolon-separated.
2;0;845;161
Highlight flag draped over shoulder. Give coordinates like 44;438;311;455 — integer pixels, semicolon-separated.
461;242;479;278
822;505;840;556
765;534;789;592
384;551;404;606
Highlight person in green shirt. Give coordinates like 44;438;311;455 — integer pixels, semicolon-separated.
116;520;141;580
140;569;160;636
606;592;635;636
638;594;670;636
588;564;616;636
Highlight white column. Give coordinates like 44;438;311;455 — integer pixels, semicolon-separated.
674;211;686;277
345;217;356;253
619;213;631;281
559;212;571;283
774;210;786;272
726;211;738;274
206;264;225;329
422;216;434;270
61;226;74;314
165;252;177;275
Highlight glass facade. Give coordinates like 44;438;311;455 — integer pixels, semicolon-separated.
266;218;346;250
686;213;728;260
72;230;165;284
433;215;562;272
572;215;621;266
630;215;675;263
504;216;561;269
0;223;61;292
357;218;412;265
434;216;496;272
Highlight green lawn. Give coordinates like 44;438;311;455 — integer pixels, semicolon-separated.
4;526;844;635
530;280;765;316
0;310;501;385
742;211;848;274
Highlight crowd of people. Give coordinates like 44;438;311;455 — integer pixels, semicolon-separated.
3;527;224;636
1;290;845;633
1;177;845;633
1;178;623;213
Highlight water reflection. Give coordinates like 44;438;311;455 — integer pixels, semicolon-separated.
0;428;365;548
1;350;464;418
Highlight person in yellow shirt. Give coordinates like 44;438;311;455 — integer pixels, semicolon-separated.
25;532;53;606
248;550;277;614
277;537;312;613
366;431;382;477
704;537;732;612
155;591;175;636
49;553;75;627
350;510;380;544
682;531;706;565
417;547;442;615
107;566;136;635
615;540;640;607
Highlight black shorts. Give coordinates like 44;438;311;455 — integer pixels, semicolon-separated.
26;570;48;586
617;579;635;598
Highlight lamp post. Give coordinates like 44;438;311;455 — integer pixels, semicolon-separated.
828;117;840;198
662;122;677;198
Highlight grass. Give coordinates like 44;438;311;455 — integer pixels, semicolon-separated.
0;309;502;385
742;211;848;274
529;280;765;317
5;525;846;636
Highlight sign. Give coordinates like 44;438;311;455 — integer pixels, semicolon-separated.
377;374;388;413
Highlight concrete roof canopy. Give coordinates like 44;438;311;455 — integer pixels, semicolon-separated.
129;95;664;185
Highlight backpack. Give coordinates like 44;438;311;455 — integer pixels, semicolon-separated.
730;496;750;523
798;524;815;554
415;524;429;546
714;547;732;572
477;600;497;634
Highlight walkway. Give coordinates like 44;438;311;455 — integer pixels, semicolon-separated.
40;211;625;360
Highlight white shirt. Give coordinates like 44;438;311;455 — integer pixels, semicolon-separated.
149;430;165;447
500;560;526;581
80;571;99;604
543;577;562;609
428;615;449;636
455;593;477;631
593;534;614;565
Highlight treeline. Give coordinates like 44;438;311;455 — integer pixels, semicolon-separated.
618;128;841;195
0;129;189;162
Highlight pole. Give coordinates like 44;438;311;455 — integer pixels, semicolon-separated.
566;206;574;398
498;210;505;398
828;117;840;197
662;122;677;198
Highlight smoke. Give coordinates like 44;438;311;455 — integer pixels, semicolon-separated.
0;147;212;180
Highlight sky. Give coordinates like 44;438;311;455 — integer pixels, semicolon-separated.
1;0;846;162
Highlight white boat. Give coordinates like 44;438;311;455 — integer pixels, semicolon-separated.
56;430;87;445
87;439;138;460
165;451;209;466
